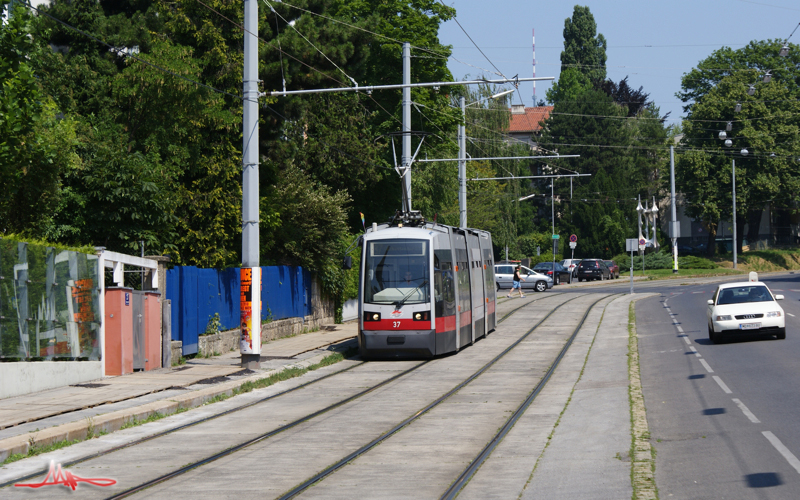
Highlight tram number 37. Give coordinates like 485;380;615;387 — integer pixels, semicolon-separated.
393;321;401;328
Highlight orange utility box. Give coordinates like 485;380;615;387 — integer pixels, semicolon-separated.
144;291;162;371
105;287;134;376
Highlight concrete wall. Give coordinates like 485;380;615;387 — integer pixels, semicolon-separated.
0;362;103;400
342;298;358;322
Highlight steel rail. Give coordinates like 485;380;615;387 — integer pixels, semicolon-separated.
277;293;585;499
102;359;429;500
439;292;622;500
0;359;364;490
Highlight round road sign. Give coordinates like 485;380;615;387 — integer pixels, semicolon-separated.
639;238;646;246
569;234;577;243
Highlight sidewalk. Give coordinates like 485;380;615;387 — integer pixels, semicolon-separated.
0;321;358;463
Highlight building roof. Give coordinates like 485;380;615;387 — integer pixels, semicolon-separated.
508;106;553;134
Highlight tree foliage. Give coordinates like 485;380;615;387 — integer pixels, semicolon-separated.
560;5;607;82
677;40;800;255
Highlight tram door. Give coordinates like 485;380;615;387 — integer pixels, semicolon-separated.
433;233;457;354
467;232;485;341
478;231;496;333
452;231;471;348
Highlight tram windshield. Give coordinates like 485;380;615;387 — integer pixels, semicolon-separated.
364;239;430;306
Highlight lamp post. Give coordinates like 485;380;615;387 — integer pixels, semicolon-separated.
459;89;515;228
732;158;737;269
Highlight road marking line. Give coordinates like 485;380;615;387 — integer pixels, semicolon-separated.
689;345;700;357
763;431;800;474
683;337;691;345
692;291;705;294
676;325;684;333
788;313;796;318
712;376;732;394
732;398;761;423
699;358;714;373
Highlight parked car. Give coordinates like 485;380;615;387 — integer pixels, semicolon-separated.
494;264;553;293
603;260;620;279
560;258;581;277
707;282;785;343
575;259;611;282
532;261;572;285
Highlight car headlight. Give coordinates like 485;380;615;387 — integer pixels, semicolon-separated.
766;311;782;318
715;315;732;321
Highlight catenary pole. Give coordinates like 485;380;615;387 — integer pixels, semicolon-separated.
402;42;412;212
670;146;678;274
240;0;261;368
459;96;466;228
732;159;737;269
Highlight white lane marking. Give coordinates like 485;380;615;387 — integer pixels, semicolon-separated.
689;345;700;357
763;431;800;474
692;291;705;294
676;325;684;333
683;336;692;345
788;313;796;318
713;376;732;394
699;358;714;373
732;398;761;423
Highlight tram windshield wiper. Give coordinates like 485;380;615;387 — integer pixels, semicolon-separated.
394;280;428;308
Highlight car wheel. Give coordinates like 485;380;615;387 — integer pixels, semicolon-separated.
496;282;500;292
600;273;605;281
709;324;720;344
535;281;547;292
777;328;786;340
555;274;560;285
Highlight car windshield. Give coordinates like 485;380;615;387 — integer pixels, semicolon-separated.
363;239;430;305
604;261;613;267
716;285;773;305
534;263;551;269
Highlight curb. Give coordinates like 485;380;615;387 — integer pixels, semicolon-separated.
0;351;336;464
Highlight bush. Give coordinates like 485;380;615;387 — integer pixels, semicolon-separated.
613;251;717;271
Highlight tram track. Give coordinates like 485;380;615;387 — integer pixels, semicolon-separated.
101;293;567;500
0;289;558;498
276;292;597;499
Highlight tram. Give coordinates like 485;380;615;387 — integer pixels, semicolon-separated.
353;210;496;359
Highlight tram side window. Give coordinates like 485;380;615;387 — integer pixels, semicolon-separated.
434;253;455;317
457;261;471;313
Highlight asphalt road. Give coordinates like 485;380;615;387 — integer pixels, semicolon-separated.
633;272;800;499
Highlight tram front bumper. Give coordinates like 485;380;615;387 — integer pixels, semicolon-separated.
359;329;436;358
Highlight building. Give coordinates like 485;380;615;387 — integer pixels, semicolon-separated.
507;105;553;149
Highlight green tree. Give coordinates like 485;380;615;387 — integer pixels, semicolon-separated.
560;5;607;82
677;40;800;254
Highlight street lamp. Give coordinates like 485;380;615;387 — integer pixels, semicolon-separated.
459;88;515;228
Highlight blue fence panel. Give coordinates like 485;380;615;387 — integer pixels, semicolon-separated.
167;265;312;356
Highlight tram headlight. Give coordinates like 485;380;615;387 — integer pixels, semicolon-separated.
413;311;430;321
415;313;422;320
364;312;381;322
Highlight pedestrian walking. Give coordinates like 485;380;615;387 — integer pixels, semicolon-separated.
507;265;526;298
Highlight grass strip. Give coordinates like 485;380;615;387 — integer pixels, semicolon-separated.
628;301;658;500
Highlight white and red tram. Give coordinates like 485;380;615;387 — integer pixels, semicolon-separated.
357;212;496;359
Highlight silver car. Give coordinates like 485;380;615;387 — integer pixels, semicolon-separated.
494;264;553;292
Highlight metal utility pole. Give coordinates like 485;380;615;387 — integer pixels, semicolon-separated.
402;42;412;213
732;159;737;269
240;0;261;368
459;96;467;228
670;146;679;274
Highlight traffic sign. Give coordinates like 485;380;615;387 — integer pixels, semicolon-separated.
569;234;577;243
638;238;646;246
552;234;560;239
569;241;577;249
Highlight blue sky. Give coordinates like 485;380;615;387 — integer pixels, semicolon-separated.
438;0;800;127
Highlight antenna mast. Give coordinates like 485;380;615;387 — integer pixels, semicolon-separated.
532;28;536;105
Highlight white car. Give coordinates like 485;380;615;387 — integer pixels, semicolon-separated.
494;264;553;292
560;258;581;276
707;282;786;344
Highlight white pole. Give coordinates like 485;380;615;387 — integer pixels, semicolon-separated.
459;96;466;228
402;42;412;212
732;159;737;269
671;146;678;273
241;0;261;367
